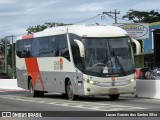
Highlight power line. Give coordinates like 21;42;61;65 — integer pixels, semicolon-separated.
11;14;102;37
73;14;101;24
6;14;102;38
116;16;132;21
103;9;120;23
108;14;132;22
103;11;132;23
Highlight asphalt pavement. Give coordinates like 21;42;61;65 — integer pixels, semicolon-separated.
0;89;160;120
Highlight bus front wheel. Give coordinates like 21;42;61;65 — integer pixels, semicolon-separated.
109;94;119;100
66;81;78;101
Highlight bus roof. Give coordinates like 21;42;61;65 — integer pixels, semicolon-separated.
17;25;128;40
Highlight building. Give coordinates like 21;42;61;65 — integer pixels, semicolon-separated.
136;22;160;69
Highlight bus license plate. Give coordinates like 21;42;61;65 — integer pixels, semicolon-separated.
109;88;118;93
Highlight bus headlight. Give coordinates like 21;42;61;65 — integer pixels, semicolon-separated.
130;78;135;82
89;80;96;85
83;78;97;85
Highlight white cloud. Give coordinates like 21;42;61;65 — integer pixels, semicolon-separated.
0;0;13;4
8;28;26;36
75;3;104;12
0;0;160;38
26;0;61;12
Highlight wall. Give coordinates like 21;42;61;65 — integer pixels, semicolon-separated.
144;22;160;52
0;79;23;90
137;80;160;99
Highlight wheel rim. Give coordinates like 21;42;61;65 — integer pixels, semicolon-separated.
67;81;73;100
31;86;33;96
30;81;34;96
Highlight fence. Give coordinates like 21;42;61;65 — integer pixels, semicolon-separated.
135;53;154;69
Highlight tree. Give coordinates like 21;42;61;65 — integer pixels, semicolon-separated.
122;10;160;23
26;22;71;34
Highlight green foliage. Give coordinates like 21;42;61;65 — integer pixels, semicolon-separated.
26;22;71;34
123;10;160;23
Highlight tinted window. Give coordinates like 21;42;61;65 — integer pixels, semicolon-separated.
48;36;59;57
16;40;24;58
23;40;31;57
57;35;70;61
31;39;39;57
39;37;49;57
16;34;70;60
69;34;82;71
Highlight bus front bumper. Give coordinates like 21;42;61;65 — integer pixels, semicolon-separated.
83;81;136;96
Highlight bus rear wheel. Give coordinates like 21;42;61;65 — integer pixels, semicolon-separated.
109;94;119;100
29;80;44;97
66;81;78;101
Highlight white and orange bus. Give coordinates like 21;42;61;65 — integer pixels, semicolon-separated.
16;25;136;100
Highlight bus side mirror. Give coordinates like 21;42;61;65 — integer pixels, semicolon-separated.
74;39;85;57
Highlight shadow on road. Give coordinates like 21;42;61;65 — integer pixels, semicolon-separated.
0;90;134;102
43;93;129;102
0;90;29;95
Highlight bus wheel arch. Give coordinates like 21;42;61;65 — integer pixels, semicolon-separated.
28;76;32;89
28;77;43;97
62;78;70;98
65;78;78;101
65;78;70;93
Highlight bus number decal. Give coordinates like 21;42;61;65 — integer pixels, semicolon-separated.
54;58;63;70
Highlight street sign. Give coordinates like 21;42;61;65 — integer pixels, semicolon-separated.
114;23;149;40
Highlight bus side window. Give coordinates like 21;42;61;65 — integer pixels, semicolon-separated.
23;40;31;57
39;37;49;57
57;35;70;61
31;39;40;57
48;36;59;57
16;40;24;58
69;34;83;71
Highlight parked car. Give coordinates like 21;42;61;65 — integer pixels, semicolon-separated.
152;68;160;80
0;73;10;79
136;67;150;79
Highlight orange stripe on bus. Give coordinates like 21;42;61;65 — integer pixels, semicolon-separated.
25;58;45;91
22;34;45;91
22;34;33;40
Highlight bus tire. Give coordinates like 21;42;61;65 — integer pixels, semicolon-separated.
62;93;67;98
66;80;78;101
38;91;44;97
109;94;119;100
29;80;39;97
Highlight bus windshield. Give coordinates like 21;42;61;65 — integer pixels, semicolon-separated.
82;37;135;77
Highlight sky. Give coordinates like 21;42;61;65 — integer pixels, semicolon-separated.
0;0;160;40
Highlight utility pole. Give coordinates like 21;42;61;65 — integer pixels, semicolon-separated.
2;37;10;73
5;40;7;73
103;9;120;23
6;35;15;78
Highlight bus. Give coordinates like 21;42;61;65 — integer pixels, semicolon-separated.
16;25;136;100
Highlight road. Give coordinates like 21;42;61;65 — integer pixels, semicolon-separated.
0;89;160;120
